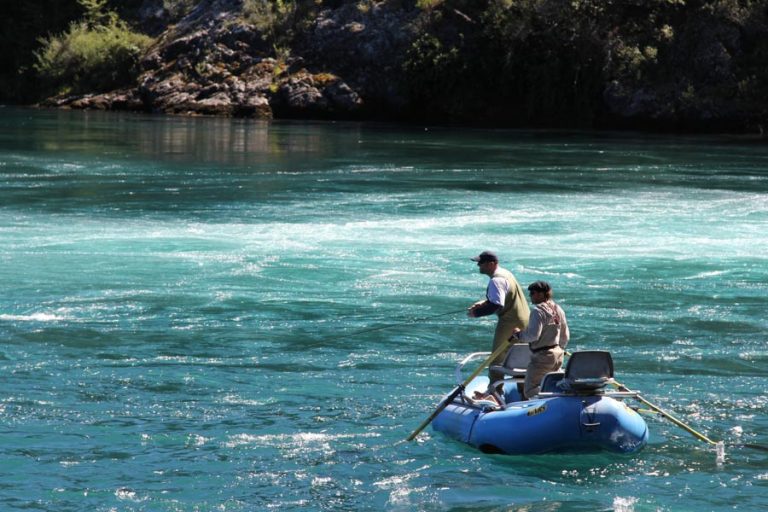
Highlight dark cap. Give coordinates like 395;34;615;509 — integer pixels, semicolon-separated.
527;280;552;293
470;251;498;263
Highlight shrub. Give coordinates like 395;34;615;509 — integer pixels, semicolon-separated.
241;0;322;56
242;0;297;48
162;0;197;19
34;18;152;95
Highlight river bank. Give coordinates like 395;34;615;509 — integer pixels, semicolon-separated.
5;0;764;134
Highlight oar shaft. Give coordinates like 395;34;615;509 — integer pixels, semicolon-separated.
614;380;718;445
460;340;512;387
405;386;462;442
406;339;512;442
565;352;719;447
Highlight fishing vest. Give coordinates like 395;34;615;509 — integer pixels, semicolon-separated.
490;267;530;328
529;300;565;351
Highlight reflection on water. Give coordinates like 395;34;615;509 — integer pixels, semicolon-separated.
2;107;363;168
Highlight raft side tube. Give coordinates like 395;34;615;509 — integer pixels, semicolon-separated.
468;398;577;454
434;396;648;454
431;403;482;443
579;396;649;452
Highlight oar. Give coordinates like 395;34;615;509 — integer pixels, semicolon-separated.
612;380;719;445
406;339;512;442
561;351;766;454
614;381;768;454
558;349;717;445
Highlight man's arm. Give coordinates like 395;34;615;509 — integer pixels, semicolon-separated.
559;306;570;346
467;300;501;318
511;309;542;342
468;277;506;318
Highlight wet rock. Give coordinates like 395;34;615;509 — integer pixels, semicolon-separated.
271;71;363;118
297;2;417;110
324;80;363;111
234;94;272;118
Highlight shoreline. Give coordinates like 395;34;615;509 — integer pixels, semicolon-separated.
5;103;766;138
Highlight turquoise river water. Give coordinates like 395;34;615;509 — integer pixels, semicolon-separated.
0;107;767;511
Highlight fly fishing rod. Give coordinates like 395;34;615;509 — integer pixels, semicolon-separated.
334;308;467;340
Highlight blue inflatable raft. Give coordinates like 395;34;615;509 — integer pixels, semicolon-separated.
431;349;649;454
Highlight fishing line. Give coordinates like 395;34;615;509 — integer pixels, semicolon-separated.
335;309;466;340
739;443;768;452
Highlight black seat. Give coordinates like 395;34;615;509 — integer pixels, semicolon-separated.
539;371;565;394
558;351;614;394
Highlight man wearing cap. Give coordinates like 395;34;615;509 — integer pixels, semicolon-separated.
511;280;570;399
467;251;530;391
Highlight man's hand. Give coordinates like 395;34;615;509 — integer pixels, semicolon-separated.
467;300;485;318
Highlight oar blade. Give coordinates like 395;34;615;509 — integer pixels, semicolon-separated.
406;385;463;441
614;380;718;446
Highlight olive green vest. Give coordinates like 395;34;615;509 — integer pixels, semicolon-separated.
492;267;530;328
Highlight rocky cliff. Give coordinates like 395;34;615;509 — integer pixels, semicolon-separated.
44;0;415;121
41;0;768;133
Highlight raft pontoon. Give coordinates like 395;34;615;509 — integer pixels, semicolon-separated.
431;348;649;454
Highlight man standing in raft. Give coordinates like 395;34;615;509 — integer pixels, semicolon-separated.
512;280;570;399
467;251;530;393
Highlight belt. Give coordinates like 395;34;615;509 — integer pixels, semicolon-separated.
529;344;558;353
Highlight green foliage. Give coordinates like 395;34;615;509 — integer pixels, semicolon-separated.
404;33;462;88
401;0;768;126
403;0;607;125
403;32;469;120
34;8;153;96
163;0;198;18
416;0;444;8
242;0;297;50
79;0;117;25
241;0;324;58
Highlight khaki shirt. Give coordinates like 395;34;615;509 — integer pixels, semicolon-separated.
517;300;569;350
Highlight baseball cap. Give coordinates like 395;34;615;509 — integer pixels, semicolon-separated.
470;251;498;263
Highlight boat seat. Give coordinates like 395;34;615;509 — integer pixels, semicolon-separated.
557;350;614;395
539;371;565;393
489;343;531;381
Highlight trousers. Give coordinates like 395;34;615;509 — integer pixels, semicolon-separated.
523;346;564;399
488;318;523;387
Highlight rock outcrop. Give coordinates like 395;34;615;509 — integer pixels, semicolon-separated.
45;0;413;120
40;0;768;132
